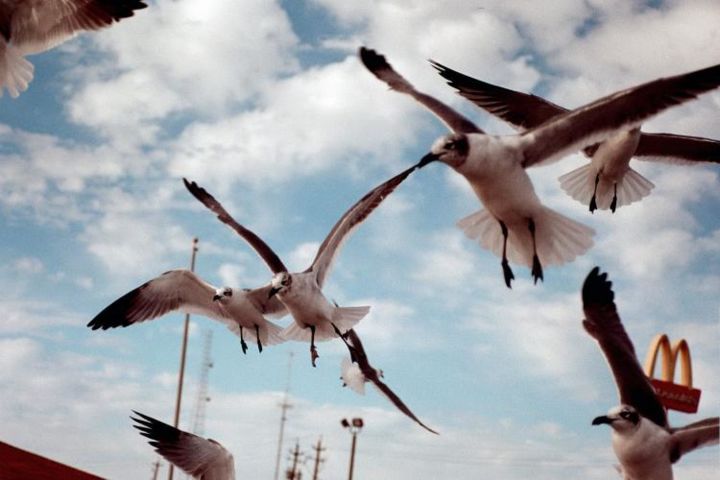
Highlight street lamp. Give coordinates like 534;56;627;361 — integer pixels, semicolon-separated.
341;417;364;480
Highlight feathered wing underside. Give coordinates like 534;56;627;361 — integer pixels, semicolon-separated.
669;418;720;463
183;178;288;274
370;378;439;435
0;38;33;97
457;207;594;268
87;269;229;330
359;47;482;134
558;163;654;210
581;267;668;428
244;285;288;318
522;62;720;168
11;0;147;54
635;132;720;165
431;60;568;130
309;164;418;287
131;411;234;479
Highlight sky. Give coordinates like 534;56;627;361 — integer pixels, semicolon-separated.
1;0;719;479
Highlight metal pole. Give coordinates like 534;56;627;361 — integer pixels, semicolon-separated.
348;432;357;480
273;352;294;480
168;237;199;480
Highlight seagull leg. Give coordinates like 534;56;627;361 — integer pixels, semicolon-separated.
528;218;544;284
589;172;600;213
610;183;618;213
255;324;263;353
310;325;319;367
239;327;248;355
499;220;514;288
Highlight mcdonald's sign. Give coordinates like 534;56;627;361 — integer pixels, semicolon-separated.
643;334;702;413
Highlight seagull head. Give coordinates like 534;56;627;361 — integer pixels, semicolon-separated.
418;133;469;169
592;404;640;432
269;272;291;298
213;286;233;302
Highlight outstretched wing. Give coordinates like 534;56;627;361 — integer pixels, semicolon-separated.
87;269;228;330
309;164;417;287
431;60;567;130
581;267;668;428
359;47;482;134
521;62;720;168
11;0;147;54
634;132;720;165
345;329;438;434
668;417;719;463
184;178;288;274
131;411;234;479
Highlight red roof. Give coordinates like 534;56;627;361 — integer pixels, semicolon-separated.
0;441;104;480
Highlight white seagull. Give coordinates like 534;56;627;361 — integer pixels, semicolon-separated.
131;411;235;480
183;165;417;367
360;47;720;287
88;269;287;354
339;328;438;434
431;62;720;213
0;0;147;97
582;267;719;480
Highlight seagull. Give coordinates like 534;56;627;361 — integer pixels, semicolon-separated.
339;328;438;434
131;411;235;480
431;62;720;213
0;0;147;97
183;165;417;367
360;47;720;287
582;267;719;480
87;269;287;354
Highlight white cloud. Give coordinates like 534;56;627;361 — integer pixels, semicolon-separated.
12;256;44;274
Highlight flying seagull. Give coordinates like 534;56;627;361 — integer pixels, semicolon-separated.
131;411;235;480
0;0;147;97
183;165;417;367
431;62;720;213
339;328;438;434
582;267;719;480
360;47;720;287
88;269;287;354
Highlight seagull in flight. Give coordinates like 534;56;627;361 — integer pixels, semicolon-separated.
183;165;417;367
131;411;235;480
339;328;438;434
0;0;147;97
87;269;287;354
360;47;720;287
582;267;719;480
431;62;720;213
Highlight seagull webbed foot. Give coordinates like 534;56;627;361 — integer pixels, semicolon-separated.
240;339;248;355
501;259;515;289
310;345;319;367
531;254;544;284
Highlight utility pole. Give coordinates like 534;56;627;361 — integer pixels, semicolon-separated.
310;436;326;480
150;460;161;480
285;440;303;480
341;418;364;480
273;352;294;480
168;237;199;480
190;329;213;437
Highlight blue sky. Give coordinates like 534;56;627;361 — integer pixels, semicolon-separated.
1;0;719;478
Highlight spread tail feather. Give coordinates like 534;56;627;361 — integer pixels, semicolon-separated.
458;208;594;268
559;163;654;210
281;306;369;342
0;41;34;98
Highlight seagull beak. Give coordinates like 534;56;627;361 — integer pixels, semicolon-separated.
268;287;281;299
592;415;614;426
417;151;439;168
212;294;222;302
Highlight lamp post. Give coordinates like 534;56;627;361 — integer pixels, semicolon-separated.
341;417;363;480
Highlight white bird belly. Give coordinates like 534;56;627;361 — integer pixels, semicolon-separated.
590;129;641;182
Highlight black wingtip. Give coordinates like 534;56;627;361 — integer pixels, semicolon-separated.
359;46;388;73
582;266;615;306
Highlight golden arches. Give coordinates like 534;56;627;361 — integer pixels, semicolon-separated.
643;334;693;387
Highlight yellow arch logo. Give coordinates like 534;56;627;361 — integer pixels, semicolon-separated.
643;334;701;413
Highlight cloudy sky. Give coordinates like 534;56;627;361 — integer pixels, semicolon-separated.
1;0;719;478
